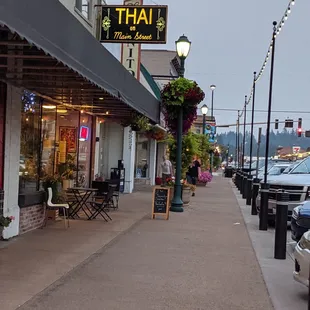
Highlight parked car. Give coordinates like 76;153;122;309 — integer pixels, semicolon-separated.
256;157;310;223
257;162;292;179
294;230;310;287
291;201;310;242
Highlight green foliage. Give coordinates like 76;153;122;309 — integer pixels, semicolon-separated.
168;133;210;177
213;155;221;169
58;154;77;180
161;78;196;106
196;134;211;169
121;112;150;132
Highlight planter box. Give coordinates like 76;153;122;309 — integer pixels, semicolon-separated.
47;210;59;221
196;182;207;187
182;187;191;205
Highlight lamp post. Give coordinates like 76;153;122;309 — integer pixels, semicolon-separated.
260;22;277;230
201;104;208;135
210;85;216;119
170;34;191;213
209;85;216;174
249;72;257;172
242;96;247;170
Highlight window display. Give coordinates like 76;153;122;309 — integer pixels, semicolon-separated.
135;133;150;178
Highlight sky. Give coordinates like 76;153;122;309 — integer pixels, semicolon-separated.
107;0;310;135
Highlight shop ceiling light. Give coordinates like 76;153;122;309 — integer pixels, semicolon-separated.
43;105;56;109
99;97;104;100
56;109;68;113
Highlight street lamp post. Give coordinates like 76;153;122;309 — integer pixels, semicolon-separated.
260;22;277;230
170;34;191;213
242;96;247;170
249;72;257;172
201;104;208;135
209;85;216;174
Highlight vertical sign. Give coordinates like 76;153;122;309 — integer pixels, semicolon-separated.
121;0;143;81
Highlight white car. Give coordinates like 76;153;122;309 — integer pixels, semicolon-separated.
256;158;310;222
294;230;310;287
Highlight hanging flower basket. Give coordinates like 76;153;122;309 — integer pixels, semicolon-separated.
145;125;166;141
161;78;205;135
121;112;150;132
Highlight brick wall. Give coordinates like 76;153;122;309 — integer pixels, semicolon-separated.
19;204;45;234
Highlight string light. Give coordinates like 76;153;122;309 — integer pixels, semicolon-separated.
240;0;296;114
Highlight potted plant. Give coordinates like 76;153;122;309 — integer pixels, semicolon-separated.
0;215;15;240
161;78;205;135
182;183;195;205
198;171;213;186
58;154;77;190
41;173;62;203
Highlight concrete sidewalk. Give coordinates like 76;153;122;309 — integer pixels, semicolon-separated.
17;177;273;310
0;192;151;310
233;183;308;310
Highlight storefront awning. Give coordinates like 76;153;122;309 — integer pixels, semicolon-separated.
0;0;160;123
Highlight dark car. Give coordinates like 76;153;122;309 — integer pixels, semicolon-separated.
291;201;310;242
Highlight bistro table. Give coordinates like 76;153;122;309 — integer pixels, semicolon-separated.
67;187;98;220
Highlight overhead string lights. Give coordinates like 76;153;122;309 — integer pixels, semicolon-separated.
240;0;296;113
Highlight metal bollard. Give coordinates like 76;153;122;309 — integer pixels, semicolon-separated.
274;190;289;259
259;183;269;231
240;172;244;194
242;173;248;199
246;175;253;206
237;171;241;191
251;178;260;215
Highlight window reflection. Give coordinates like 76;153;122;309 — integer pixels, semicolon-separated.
135;133;150;178
19;91;41;193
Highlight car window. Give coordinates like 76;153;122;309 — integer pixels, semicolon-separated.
290;157;310;174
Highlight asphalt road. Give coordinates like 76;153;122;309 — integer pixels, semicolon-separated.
19;177;274;310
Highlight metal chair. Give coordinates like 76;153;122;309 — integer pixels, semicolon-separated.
46;187;70;228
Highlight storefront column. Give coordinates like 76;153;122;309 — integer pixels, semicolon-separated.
3;85;21;239
123;127;136;193
149;139;157;186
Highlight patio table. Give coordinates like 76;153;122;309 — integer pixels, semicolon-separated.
67;187;98;220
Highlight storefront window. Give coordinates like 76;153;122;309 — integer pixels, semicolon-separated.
135;133;150;178
19;93;94;193
78;114;92;187
56;107;79;186
19;91;41;193
41;104;57;179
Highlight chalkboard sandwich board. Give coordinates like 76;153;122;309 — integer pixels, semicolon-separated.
152;186;170;220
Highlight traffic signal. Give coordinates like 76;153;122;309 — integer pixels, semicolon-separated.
298;118;302;137
298;127;302;137
275;119;279;130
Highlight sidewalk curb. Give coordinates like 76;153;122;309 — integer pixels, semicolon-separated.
17;212;150;309
229;180;275;310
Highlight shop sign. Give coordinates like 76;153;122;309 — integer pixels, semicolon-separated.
79;126;89;142
100;5;168;43
292;146;301;154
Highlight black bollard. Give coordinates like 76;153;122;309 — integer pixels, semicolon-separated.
251;178;260;215
259;183;269;231
274;190;289;260
242;173;248;199
237;171;241;191
240;172;244;194
246;175;253;206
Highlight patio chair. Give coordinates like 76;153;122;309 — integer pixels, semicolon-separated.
90;182;113;221
46;187;70;229
107;179;120;209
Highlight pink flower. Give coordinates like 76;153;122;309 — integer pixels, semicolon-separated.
9;216;15;221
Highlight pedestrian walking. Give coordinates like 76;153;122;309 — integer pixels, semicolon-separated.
161;155;173;185
186;158;201;196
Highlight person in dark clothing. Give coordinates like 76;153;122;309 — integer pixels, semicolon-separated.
186;159;201;196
